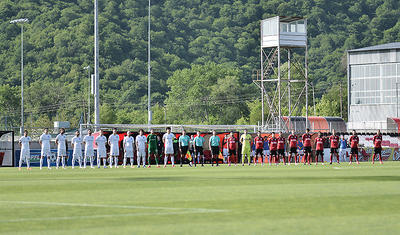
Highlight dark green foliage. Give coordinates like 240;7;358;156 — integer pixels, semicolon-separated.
1;0;399;127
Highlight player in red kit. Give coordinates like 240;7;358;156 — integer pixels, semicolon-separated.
268;133;278;165
254;131;264;166
302;128;312;165
372;130;383;164
227;132;237;166
277;132;286;165
287;130;298;165
329;129;340;164
315;132;325;165
349;130;360;164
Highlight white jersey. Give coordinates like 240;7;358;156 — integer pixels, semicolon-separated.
19;136;31;160
39;133;51;150
83;135;95;156
56;133;67;156
71;136;82;152
163;133;175;155
19;136;31;151
40;133;52;157
108;134;120;156
123;136;134;158
136;135;147;152
95;135;107;158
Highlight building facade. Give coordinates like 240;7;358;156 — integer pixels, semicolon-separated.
347;42;400;131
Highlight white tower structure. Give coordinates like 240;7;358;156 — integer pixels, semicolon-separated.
253;16;309;131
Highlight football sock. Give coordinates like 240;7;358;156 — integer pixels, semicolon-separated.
97;157;101;167
40;157;43;169
56;157;60;168
103;158;107;166
47;158;51;168
26;158;30;168
114;157;118;167
130;157;134;167
61;157;65;168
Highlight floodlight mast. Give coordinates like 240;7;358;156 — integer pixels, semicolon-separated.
10;18;29;136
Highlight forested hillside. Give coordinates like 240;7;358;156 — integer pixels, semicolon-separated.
1;0;399;128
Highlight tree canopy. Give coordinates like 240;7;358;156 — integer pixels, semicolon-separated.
1;0;399;129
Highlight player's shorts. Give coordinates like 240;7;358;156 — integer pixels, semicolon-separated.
97;148;107;158
241;145;251;155
110;145;119;156
85;149;94;157
72;151;82;159
255;149;263;156
270;150;277;156
278;149;285;156
304;146;312;154
180;146;188;155
316;150;323;156
229;149;236;156
374;147;382;155
290;147;297;154
124;148;134;158
57;148;67;157
211;146;219;155
148;147;158;155
165;145;174;155
350;148;358;155
20;149;30;161
195;146;203;155
330;148;338;154
41;148;51;157
137;150;146;157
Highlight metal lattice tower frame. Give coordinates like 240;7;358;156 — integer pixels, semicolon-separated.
253;16;309;132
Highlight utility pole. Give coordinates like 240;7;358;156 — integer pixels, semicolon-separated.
94;0;100;130
339;83;343;118
10;18;29;136
147;0;152;126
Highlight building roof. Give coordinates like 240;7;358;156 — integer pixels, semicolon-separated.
348;42;400;53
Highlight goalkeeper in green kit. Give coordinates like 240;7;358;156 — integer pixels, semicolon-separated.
147;129;159;168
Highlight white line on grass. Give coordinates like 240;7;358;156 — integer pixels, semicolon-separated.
0;200;227;213
0;211;213;223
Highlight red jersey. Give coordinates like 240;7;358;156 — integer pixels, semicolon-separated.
373;135;382;148
227;137;236;150
269;137;278;151
315;137;324;151
349;135;359;148
254;136;264;150
277;137;285;150
329;135;339;148
288;134;298;148
302;133;312;147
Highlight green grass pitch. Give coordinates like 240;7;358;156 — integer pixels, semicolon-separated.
1;162;400;234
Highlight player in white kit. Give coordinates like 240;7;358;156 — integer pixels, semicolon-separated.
162;127;175;168
83;129;95;168
39;128;52;170
136;129;147;168
18;130;31;170
71;130;83;169
55;128;67;169
108;128;120;168
123;131;135;168
95;129;108;168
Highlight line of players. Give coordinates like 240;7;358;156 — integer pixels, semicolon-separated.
18;127;385;170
